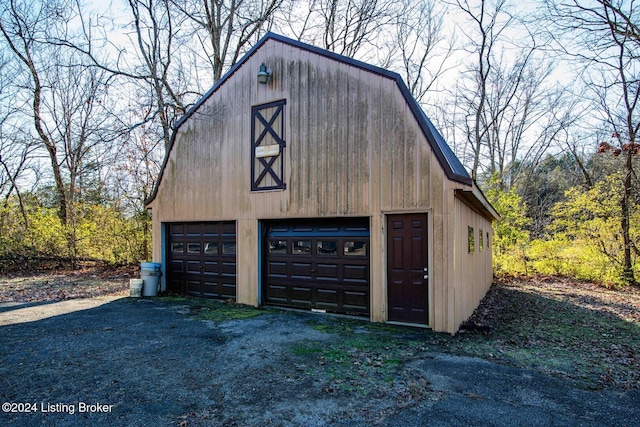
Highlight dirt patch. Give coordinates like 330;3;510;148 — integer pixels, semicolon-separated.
0;266;133;302
0;271;639;426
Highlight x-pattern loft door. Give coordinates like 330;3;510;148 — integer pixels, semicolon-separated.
251;100;286;191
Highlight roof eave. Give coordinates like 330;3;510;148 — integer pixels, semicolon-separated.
455;182;501;222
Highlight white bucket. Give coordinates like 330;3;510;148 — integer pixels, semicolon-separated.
129;279;144;297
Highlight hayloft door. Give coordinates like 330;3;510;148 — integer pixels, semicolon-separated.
387;214;429;324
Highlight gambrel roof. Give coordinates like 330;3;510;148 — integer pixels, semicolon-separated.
147;32;498;220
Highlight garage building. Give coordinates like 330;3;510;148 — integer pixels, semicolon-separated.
145;33;499;333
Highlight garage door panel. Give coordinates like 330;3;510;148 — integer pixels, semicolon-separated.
316;263;339;279
169;278;185;292
202;261;219;273
268;261;288;277
266;284;288;301
185;242;200;254
167;221;236;299
290;287;313;306
344;290;367;300
291;262;312;274
171;242;185;253
186;279;201;294
222;261;235;275
263;218;370;316
186;261;201;274
201;281;219;296
202;223;219;235
343;264;367;281
221;222;235;235
316;301;339;310
316;288;339;307
170;260;185;273
186;223;202;236
171;224;185;235
291;286;313;299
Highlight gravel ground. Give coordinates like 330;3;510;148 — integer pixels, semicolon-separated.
0;295;638;427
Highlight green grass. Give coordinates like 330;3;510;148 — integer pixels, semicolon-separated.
163;280;640;391
289;317;422;393
435;285;640;389
287;284;640;391
163;296;265;322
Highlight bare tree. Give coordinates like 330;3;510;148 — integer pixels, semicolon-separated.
0;49;33;229
0;132;38;230
448;0;567;189
112;121;163;261
389;0;455;104
546;0;639;285
454;0;512;181
172;0;283;81
53;0;194;150
125;0;191;149
1;0;122;259
284;0;398;59
0;0;72;223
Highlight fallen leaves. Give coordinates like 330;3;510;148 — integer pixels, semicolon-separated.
0;265;133;302
463;275;640;390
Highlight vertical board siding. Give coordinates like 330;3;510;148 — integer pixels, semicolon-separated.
453;196;494;330
150;37;491;332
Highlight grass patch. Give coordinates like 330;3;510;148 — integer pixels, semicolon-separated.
163;296;265;323
288;278;640;391
163;278;640;391
436;278;640;390
289;317;422;393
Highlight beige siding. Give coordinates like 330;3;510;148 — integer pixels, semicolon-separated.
151;38;444;227
149;37;494;333
451;196;494;332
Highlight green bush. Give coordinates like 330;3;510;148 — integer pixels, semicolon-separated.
485;181;531;276
0;195;150;268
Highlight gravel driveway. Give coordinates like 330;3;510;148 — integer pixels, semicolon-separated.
0;296;638;426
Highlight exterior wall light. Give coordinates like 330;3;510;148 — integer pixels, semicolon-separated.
257;63;271;84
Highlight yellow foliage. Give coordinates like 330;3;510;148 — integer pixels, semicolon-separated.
0;196;150;265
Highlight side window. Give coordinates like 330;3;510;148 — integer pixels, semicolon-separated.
468;226;475;253
479;229;484;251
251;100;286;191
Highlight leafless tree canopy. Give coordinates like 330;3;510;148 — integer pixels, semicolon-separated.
0;0;637;282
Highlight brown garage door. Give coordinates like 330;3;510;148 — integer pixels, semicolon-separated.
263;218;370;316
167;222;236;299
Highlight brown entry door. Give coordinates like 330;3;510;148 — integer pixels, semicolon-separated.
387;213;428;324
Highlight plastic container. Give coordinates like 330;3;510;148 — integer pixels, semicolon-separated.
140;262;161;297
129;279;144;297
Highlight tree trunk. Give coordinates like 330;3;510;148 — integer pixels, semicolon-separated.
621;150;636;285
